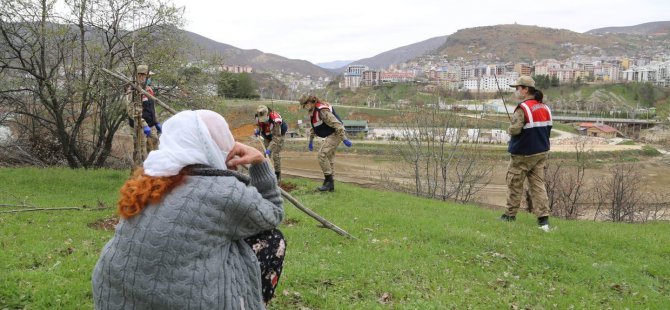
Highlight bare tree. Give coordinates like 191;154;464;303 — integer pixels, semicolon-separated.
545;136;591;219
593;163;643;222
394;105;492;202
0;0;183;168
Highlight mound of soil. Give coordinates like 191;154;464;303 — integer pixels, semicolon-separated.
279;181;296;192
88;216;119;231
231;124;257;141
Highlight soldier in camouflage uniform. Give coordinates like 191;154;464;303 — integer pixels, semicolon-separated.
255;105;287;181
124;64;161;164
300;95;352;192
501;76;552;232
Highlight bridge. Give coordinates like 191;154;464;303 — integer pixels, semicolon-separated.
552;115;661;125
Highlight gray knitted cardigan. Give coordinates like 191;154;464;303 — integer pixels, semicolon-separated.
92;161;283;310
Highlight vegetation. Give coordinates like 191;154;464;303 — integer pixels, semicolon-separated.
217;72;260;99
544;82;670;118
1;168;669;309
0;0;184;168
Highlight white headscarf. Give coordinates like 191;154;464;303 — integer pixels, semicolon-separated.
143;110;235;177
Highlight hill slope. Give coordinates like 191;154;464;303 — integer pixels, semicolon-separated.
434;24;650;62
335;35;448;71
587;21;670;35
1;168;669;309
182;30;333;78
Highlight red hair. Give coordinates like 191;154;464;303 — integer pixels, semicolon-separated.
117;167;189;218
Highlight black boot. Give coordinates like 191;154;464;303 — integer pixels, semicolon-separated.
317;175;334;192
500;214;516;221
275;171;281;182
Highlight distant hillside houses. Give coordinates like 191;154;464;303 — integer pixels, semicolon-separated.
342;55;670;90
341;65;417;88
219;65;253;73
622;60;670;86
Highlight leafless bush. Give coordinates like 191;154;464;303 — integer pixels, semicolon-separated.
593;163;644;222
392;106;492;203
637;193;669;222
545;137;590;219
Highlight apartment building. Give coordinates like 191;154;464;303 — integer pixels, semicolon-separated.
380;72;415;83
362;70;381;86
462;73;518;92
514;63;532;76
343;65;369;89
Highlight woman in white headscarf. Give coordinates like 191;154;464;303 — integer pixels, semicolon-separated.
92;110;285;310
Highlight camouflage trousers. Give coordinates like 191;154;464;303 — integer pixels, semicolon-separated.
504;152;550;218
262;137;284;174
132;126;159;165
318;135;343;176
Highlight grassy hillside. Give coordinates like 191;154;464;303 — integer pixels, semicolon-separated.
1;168;669;309
544;83;670;118
436;24;656;62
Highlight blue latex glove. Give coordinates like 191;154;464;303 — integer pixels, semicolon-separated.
254;129;260;137
155;122;162;134
143;126;151;137
343;139;353;147
265;149;271;156
308;141;313;152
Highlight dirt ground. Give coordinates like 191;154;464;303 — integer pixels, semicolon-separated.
277;149;670;211
111;124;669;216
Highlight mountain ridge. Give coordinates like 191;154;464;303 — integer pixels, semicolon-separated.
586;21;670;35
182;30;334;78
430;23;665;63
333;35;448;72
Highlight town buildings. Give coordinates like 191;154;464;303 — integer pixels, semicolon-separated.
338;56;670;90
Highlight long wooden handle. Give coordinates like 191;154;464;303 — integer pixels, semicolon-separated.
100;67;177;115
255;137;355;239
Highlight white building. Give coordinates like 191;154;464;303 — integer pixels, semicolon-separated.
462;73;518;92
343;65;369;89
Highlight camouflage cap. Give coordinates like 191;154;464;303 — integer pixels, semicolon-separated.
299;95;317;106
137;65;153;75
256;105;269;115
509;75;535;88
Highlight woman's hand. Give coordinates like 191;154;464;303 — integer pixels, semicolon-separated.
225;142;265;170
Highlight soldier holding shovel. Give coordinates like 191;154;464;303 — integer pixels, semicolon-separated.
300;95;352;192
124;64;162;164
254;105;287;181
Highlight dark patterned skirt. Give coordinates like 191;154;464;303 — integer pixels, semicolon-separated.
245;229;286;303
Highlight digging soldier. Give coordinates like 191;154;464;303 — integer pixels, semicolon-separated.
124;64;162;164
300;95;352;192
255;105;287;181
500;76;553;232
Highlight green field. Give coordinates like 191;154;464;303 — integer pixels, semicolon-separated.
1;168;669;309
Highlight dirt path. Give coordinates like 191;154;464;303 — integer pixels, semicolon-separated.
279;142;668;209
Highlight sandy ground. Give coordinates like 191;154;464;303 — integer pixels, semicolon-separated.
112;126;668;216
273;135;668;212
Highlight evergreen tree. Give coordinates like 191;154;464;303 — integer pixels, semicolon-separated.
235;73;259;99
217;71;238;98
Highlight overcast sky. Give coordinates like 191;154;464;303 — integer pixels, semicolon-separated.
170;0;669;64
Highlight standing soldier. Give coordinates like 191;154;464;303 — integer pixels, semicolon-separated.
500;76;552;232
124;64;162;164
255;105;287;181
300;95;352;192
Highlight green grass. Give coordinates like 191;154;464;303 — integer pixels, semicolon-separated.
616;140;636;146
1;168;669;309
552;122;578;134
